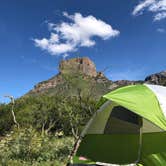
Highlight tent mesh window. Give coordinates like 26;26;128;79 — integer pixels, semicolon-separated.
104;106;142;134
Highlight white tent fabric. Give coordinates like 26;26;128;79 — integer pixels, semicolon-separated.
145;84;166;117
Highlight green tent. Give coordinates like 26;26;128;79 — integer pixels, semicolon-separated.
71;84;166;166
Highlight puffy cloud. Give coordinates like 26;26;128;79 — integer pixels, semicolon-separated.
34;12;120;57
132;0;166;21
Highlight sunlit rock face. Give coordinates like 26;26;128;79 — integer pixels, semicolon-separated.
59;57;97;77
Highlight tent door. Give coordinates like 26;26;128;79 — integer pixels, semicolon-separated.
103;106;143;164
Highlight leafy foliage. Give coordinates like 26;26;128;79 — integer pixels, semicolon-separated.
0;127;74;165
0;91;98;165
0;103;13;135
0;92;97;136
0;73;100;165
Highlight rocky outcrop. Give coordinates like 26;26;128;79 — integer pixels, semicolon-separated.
145;71;166;85
109;80;143;90
59;57;97;77
95;72;112;84
32;74;64;93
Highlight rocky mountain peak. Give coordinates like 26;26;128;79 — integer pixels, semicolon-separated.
59;57;97;77
29;57;110;94
145;71;166;85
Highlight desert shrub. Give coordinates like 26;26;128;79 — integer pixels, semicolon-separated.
0;94;97;137
0;103;13;135
0;127;74;165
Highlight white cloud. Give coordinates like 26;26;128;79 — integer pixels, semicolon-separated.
132;0;155;16
154;12;166;21
132;0;166;21
34;12;120;56
157;28;166;33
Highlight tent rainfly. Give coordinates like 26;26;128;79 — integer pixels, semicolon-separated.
70;84;166;166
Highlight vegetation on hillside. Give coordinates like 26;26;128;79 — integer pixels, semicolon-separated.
0;127;74;165
0;77;99;165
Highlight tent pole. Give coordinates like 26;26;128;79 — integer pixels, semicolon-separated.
136;119;143;164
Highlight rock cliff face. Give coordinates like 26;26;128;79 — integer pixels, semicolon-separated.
32;74;63;93
59;57;97;77
145;71;166;86
30;57;111;95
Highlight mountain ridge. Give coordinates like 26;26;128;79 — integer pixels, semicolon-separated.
28;57;112;98
27;57;166;97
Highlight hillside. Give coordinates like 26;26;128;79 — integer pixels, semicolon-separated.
28;57;113;98
27;57;144;98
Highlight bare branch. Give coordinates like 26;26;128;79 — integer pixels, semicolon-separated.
4;95;19;129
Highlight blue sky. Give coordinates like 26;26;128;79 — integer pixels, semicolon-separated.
1;0;166;102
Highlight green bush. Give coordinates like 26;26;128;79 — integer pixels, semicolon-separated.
0;94;97;138
0;72;104;165
0;127;74;165
0;103;13;135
